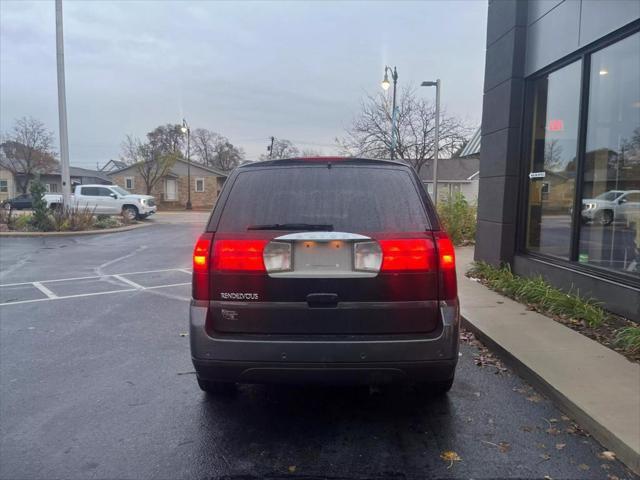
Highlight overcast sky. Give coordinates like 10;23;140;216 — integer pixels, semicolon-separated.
0;0;487;169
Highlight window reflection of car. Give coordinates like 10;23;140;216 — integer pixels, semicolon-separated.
2;194;33;210
581;190;640;226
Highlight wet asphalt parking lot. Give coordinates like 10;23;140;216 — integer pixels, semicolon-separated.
0;213;637;480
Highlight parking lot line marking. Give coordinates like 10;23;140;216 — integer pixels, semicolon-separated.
179;269;192;274
145;282;190;289
32;282;58;299
0;287;137;307
0;267;191;288
0;281;192;307
112;274;145;290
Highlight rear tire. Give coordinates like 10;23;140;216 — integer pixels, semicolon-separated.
414;377;454;396
197;378;236;395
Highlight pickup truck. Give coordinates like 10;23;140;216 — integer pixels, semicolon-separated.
44;185;157;220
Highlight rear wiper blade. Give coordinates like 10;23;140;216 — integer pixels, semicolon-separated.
247;223;334;231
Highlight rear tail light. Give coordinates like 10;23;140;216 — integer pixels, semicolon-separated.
263;241;292;272
192;233;213;300
434;231;457;300
353;241;383;272
378;239;436;271
212;239;268;271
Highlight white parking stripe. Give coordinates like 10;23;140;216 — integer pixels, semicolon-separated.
112;275;145;290
0;282;191;307
32;282;58;299
0;267;191;288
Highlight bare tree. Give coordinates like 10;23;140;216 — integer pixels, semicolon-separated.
300;148;323;157
191;128;219;167
147;124;184;156
0;117;58;193
120;135;178;195
260;138;299;160
191;128;244;171
337;87;470;175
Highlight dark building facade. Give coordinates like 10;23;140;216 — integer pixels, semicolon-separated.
477;0;640;320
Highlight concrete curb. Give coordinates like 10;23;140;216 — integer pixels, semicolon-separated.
0;222;151;237
460;314;640;475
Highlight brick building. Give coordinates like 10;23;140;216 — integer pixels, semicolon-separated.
109;158;227;210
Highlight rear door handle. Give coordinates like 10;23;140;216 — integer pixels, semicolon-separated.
306;293;339;308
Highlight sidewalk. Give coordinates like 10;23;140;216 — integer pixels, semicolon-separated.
456;246;640;474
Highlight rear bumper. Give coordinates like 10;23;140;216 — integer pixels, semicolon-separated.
190;299;459;384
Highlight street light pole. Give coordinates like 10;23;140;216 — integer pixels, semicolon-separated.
181;119;192;210
55;0;71;206
421;79;441;206
381;66;398;160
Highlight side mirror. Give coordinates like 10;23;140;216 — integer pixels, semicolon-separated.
110;193;118;199
618;198;627;205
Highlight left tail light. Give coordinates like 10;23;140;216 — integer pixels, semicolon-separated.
192;232;214;300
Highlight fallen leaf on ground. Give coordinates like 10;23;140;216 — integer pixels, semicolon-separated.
179;332;188;337
601;463;611;470
520;425;533;432
540;453;551;461
555;443;566;450
560;415;570;421
527;394;543;403
607;474;620;480
498;442;511;453
578;463;590;471
598;451;616;461
288;466;296;473
546;427;561;436
440;450;461;469
544;476;553;480
548;418;558;423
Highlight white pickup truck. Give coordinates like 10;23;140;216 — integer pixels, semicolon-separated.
44;185;157;220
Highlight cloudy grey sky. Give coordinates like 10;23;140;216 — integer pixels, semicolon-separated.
0;0;487;169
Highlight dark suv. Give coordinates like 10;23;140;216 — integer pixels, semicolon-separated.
190;157;459;394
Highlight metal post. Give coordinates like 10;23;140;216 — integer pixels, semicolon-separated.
55;0;71;206
269;136;275;159
433;79;441;207
186;126;192;210
390;67;398;160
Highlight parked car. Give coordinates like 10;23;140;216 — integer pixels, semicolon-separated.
581;190;640;226
190;157;459;395
44;185;157;220
2;194;33;210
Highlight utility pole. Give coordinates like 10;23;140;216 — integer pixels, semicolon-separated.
55;0;71;206
421;79;441;206
268;136;275;159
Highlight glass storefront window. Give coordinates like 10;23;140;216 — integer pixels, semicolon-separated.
578;32;640;275
526;61;582;259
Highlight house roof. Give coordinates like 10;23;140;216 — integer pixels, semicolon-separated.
68;167;112;182
100;159;128;171
459;127;481;158
418;157;480;183
108;158;228;177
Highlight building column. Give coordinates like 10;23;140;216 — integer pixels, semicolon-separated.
475;0;528;266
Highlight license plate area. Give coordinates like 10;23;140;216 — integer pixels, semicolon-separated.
267;231;377;279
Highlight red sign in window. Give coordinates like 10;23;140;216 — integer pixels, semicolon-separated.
547;119;564;131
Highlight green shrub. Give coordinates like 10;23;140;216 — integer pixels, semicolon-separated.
13;214;34;231
437;192;476;246
50;204;96;231
468;261;606;328
616;327;640;355
30;179;52;231
94;216;120;229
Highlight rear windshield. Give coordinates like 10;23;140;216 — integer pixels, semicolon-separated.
215;165;430;233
